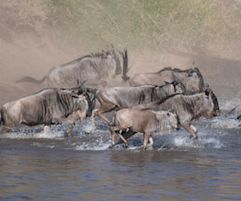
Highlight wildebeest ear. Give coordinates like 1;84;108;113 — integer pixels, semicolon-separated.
172;81;178;85
204;89;210;96
164;81;170;85
80;80;87;88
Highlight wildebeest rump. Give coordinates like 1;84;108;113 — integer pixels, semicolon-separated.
92;81;185;124
0;88;89;127
134;89;219;139
110;109;178;149
16;47;129;88
129;67;205;93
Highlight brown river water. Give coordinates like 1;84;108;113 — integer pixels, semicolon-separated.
0;111;241;201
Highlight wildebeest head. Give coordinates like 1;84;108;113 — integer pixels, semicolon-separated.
163;81;186;95
104;47;121;74
201;88;219;118
71;94;89;114
185;67;205;93
101;47;129;81
155;111;178;131
171;81;186;94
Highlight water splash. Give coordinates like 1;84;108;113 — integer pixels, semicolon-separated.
172;136;223;149
0;129;65;139
75;142;110;151
210;117;240;129
0;116;236;151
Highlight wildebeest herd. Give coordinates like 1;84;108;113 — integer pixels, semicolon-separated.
1;46;239;149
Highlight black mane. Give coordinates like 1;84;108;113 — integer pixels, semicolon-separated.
59;48;117;67
157;66;200;74
157;66;205;91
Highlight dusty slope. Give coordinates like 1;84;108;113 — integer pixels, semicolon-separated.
0;0;241;105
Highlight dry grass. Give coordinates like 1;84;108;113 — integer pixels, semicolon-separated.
44;0;241;53
1;0;241;55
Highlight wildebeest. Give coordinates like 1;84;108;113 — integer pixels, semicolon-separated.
129;67;205;93
109;109;178;149
238;115;241;127
0;88;89;128
134;89;219;139
92;81;185;124
16;47;129;88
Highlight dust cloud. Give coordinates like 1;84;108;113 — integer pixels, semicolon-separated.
0;1;241;106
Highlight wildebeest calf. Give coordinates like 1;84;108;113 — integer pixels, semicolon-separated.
92;81;185;125
109;108;178;149
134;89;219;139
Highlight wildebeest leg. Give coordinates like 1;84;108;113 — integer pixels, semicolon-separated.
109;127;128;147
143;132;151;150
115;129;135;145
98;113;112;125
190;125;198;134
149;137;154;146
182;124;198;139
65;123;75;137
52;117;76;137
91;104;117;127
91;109;98;127
117;130;128;146
0;126;12;133
110;126;117;146
43;125;51;134
77;110;87;122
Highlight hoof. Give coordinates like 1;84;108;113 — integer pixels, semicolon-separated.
189;135;198;140
140;145;147;150
108;144;114;149
192;135;198;140
64;130;73;137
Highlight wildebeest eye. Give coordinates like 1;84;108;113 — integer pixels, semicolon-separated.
187;72;192;77
71;94;79;98
167;112;170;117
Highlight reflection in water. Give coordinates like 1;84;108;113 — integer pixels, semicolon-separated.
0;117;241;201
0;141;241;201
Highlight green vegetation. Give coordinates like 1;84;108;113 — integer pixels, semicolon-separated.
1;0;241;50
43;0;241;50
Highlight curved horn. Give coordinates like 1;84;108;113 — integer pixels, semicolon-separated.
121;49;129;81
79;80;87;91
80;80;87;86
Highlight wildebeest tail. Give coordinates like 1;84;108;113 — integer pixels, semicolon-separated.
16;75;47;84
121;49;129;81
0;108;3;126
